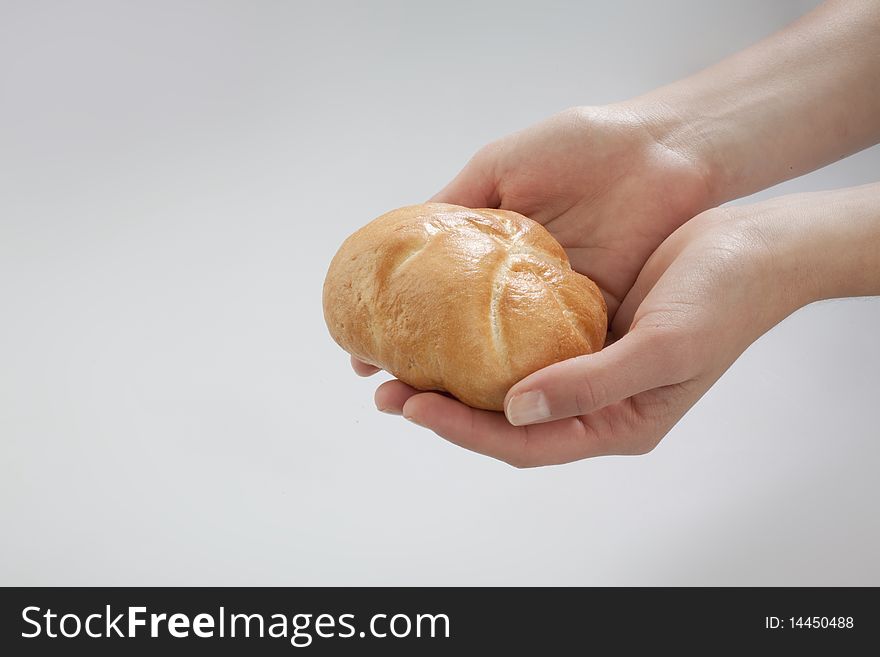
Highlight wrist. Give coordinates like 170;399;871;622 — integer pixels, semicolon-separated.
612;1;880;208
795;184;880;303
607;97;726;207
731;185;880;314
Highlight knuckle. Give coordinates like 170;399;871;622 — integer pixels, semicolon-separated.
574;368;607;414
643;328;697;382
473;141;499;165
635;326;670;351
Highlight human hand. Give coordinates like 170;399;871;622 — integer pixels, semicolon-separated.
351;105;712;378
349;0;880;463
373;185;880;466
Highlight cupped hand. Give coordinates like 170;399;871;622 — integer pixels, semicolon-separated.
352;105;743;464
375;200;810;466
352;106;710;377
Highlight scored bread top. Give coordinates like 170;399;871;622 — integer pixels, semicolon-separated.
323;203;607;410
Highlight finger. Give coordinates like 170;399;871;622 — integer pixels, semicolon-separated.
374;379;420;415
612;281;644;338
351;356;380;377
429;147;500;208
504;328;688;425
612;251;674;337
400;392;610;467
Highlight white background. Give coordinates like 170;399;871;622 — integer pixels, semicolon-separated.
2;0;878;585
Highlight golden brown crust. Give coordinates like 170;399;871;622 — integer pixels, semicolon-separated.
322;203;607;410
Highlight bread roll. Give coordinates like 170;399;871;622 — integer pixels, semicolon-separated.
323;203;607;411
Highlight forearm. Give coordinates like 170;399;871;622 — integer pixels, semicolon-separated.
793;183;880;303
619;0;880;205
755;183;880;319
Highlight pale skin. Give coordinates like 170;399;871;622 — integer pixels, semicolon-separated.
352;0;880;466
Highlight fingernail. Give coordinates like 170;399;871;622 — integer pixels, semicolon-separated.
378;407;402;416
506;390;551;426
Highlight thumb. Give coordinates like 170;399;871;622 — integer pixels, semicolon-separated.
429;145;500;209
504;329;688;426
